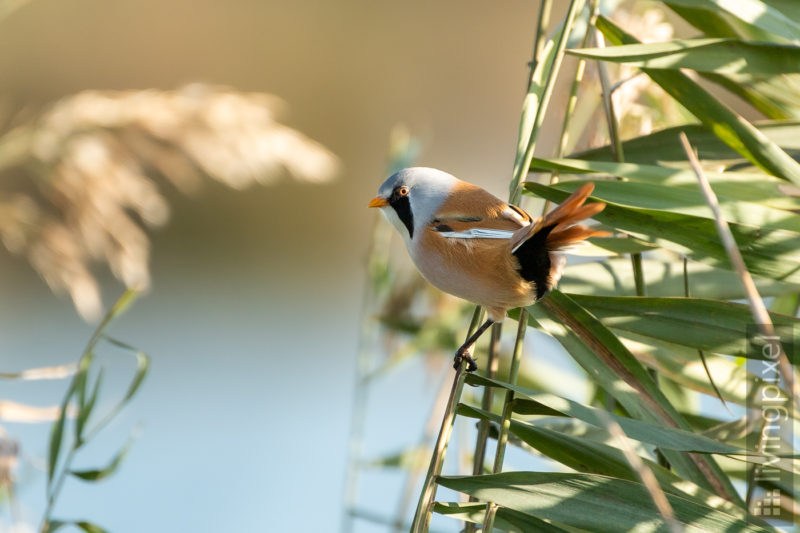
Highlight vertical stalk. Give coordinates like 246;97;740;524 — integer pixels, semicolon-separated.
410;307;484;533
464;323;502;533
680;133;800;507
472;323;501;471
631;252;646;297
529;0;553;84
594;22;624;165
483;504;499;532
490;312;527;474
483;3;586;530
480;312;527;532
543;3;595;213
594;21;668;468
509;0;587;205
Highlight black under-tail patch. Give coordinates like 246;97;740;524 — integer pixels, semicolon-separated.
513;224;557;300
389;192;414;238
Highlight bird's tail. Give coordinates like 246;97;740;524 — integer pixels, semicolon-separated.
510;182;609;299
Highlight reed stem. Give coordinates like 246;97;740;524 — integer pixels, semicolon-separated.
463;322;502;533
509;0;586;206
679;132;800;509
410;307;483;533
483;2;586;530
529;0;553;83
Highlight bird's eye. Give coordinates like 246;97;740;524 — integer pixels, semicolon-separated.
398;186;410;197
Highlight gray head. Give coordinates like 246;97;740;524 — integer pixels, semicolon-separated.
368;167;457;240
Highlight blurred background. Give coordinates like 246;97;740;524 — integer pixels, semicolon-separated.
0;1;560;531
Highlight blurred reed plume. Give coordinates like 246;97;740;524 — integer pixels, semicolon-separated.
0;84;338;320
608;7;681;137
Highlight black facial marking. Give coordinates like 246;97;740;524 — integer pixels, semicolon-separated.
512;224;557;300
433;224;453;232
389;187;414;238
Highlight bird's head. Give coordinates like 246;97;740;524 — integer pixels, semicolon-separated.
368;167;456;240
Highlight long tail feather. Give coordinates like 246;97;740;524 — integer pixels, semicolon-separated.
511;182;608;299
547;224;609;250
511;183;608;252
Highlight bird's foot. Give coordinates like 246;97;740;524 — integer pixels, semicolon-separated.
453;348;478;372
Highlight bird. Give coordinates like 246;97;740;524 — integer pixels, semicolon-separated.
368;167;609;372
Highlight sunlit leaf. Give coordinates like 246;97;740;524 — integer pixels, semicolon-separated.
595;15;800;185
434;501;571;532
530;157;800;211
464;376;741;454
458;404;754;521
770;292;800;316
522;291;741;502
525;181;800;285
659;0;800;43
569;38;800;75
700;71;800;120
567;294;800;360
437;472;776;533
573;120;800;169
554;178;800;232
560;257;799;300
619;333;750;407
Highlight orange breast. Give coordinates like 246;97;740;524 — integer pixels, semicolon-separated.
410;228;536;321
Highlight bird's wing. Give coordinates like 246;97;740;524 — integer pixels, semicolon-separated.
430;182;532;239
434;228;516;239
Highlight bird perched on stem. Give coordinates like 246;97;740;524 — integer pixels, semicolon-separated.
369;167;608;371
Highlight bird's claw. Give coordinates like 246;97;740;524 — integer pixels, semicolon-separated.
453;349;478;372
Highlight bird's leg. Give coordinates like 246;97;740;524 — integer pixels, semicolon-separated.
454;318;494;372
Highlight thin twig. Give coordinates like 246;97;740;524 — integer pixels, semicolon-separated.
679;132;800;508
683;256;730;413
597;410;684;533
594;24;624;164
679;133;797;408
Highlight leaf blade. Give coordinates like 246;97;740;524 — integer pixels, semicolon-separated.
595;15;800;185
569;38;800;75
437;472;776;533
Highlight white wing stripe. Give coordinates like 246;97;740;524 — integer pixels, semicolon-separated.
436;229;515;239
